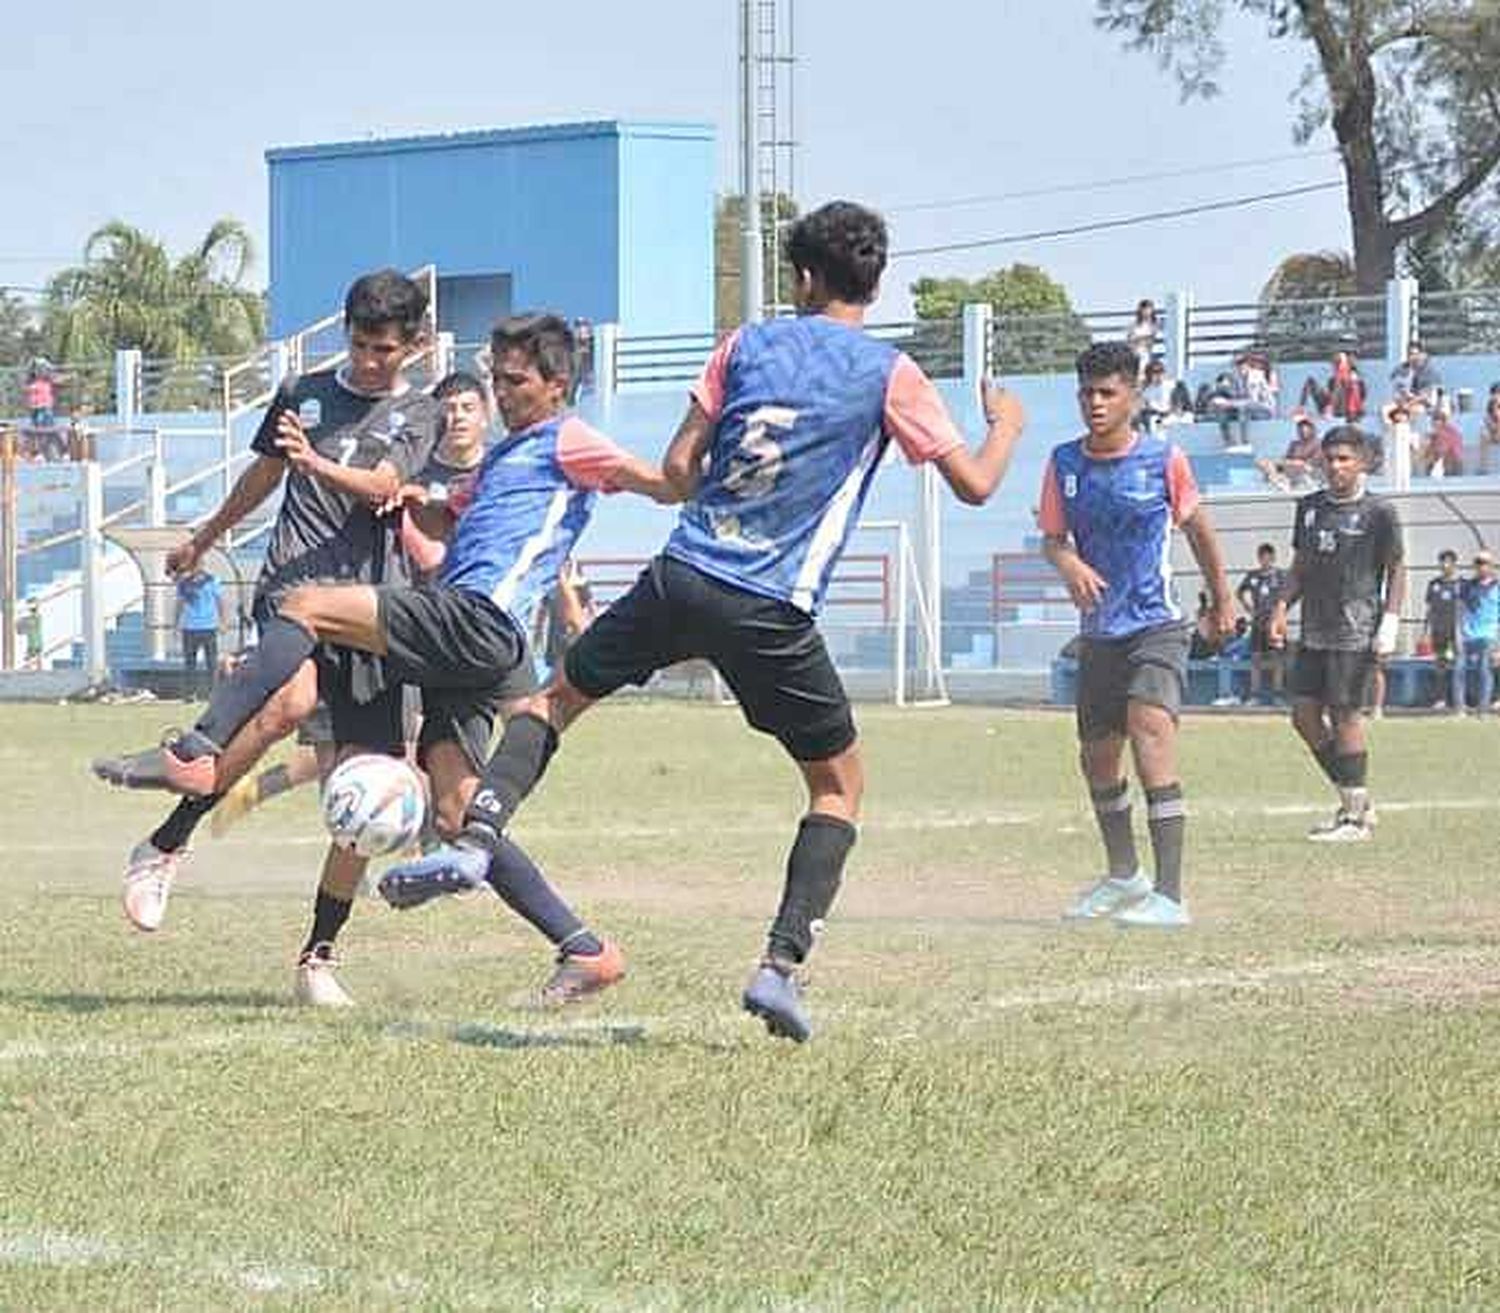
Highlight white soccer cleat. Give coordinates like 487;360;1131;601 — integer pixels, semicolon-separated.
294;949;355;1008
1112;890;1191;929
1063;870;1151;920
122;840;182;932
1307;810;1372;843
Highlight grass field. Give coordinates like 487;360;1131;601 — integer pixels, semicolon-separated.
3;700;1500;1310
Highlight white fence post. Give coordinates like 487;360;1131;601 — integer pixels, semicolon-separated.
1386;277;1418;493
962;303;993;387
114;349;141;432
594;323;620;399
435;331;455;380
268;340;291;393
1164;290;1191;382
145;431;169;660
81;460;107;684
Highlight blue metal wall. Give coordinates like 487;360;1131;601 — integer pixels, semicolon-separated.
267;120;715;340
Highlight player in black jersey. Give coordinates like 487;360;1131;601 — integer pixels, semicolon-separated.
94;270;440;1006
1423;549;1461;711
1236;542;1289;704
1268;426;1405;842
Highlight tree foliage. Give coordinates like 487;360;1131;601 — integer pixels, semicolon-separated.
1096;1;1500;294
714;194;799;333
911;264;1091;375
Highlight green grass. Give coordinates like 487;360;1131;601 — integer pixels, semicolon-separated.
3;701;1500;1309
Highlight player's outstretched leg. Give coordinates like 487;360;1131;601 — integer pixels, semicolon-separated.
211;747;319;838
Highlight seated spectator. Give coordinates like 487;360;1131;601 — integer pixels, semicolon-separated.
1418;403;1465;477
1219;618;1252;662
1127;299;1159;378
1138;359;1194;433
1477;389;1500;474
1256;416;1324;491
1297;350;1367;422
1387;341;1442;427
1208;350;1278;452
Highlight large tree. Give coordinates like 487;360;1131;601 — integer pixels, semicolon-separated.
911;264;1091;375
44;219;264;364
1096;1;1500;295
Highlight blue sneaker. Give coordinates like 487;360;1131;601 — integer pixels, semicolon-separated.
742;963;812;1043
377;842;490;910
1112;890;1191;929
1063;870;1151;920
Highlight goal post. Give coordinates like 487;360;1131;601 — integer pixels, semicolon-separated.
852;517;948;707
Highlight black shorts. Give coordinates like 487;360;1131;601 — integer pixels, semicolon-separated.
1075;624;1190;741
377;584;536;770
309;645;406;756
564;554;856;762
1431;626;1457;662
1289;646;1376;710
1249;621;1280;656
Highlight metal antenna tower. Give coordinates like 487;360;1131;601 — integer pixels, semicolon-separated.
739;0;797;321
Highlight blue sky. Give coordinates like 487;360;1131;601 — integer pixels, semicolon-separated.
4;1;1351;321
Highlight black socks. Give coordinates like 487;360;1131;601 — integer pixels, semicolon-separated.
150;795;220;854
463;824;599;954
1144;783;1186;904
302;889;352;958
1090;779;1138;878
463;713;559;835
767;814;857;965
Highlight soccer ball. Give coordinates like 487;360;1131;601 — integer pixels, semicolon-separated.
321;754;426;857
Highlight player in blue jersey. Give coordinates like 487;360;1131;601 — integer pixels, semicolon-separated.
92;314;679;1003
1041;341;1233;928
380;200;1027;1041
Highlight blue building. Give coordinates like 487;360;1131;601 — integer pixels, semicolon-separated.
266;120;716;343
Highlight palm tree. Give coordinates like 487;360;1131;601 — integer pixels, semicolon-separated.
44;219;264;364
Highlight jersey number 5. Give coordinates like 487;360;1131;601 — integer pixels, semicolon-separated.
723;406;796;499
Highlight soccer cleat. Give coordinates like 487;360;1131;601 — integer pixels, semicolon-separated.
376;842;491;910
294;947;354;1008
1307;812;1372;843
538;939;626;1007
1063;870;1151;921
92;731;218;796
209;775;261;838
742;962;812;1042
1112;890;1191;928
121;839;183;932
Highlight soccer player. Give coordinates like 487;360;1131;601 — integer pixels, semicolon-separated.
1044;341;1233;929
210;370;492;838
1268;426;1405;842
95;270;440;1005
94;314;677;1005
1423;549;1461;711
1236;542;1288;704
380;200;1027;1041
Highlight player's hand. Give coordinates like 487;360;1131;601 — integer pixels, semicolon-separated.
1061;558;1108;612
1211;599;1236;639
274;412;319;473
1267;608;1288;650
1374;612;1400;657
165;534;205;580
980;379;1024;433
378;483;428;516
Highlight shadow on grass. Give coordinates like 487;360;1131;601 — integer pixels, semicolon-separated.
0;989;287;1013
384;1019;650;1052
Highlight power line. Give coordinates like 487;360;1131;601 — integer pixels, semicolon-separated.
883;148;1342;215
888;178;1346;260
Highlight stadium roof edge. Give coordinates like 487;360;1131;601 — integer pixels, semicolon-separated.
265;120;716;163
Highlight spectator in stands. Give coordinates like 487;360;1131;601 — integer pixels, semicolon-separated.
572;319;595;400
19;599;43;670
1209;350;1278;453
1138;360;1194;433
1418;402;1465;477
175;567;226;699
24;360;57;430
1238;542;1288;703
1424;549;1462;710
1388;342;1442;427
1458;549;1500;714
1126;299;1158;378
1297;350;1367;422
1478;390;1500;474
1257;416;1324;491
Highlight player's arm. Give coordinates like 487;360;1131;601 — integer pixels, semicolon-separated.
609;452;684;504
558;417;682;505
1268;553;1306;647
274;411;402;506
935;381;1025;505
1180;506;1236;637
168;455;284;578
1375;510;1407;654
662;400;715;501
1037;455;1107;611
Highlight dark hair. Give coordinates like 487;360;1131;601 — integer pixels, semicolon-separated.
1257;542;1276;558
1321;424;1368;457
343;269;428;341
434;370;485;402
784;201;888;305
490;313;576;388
1439;549;1458;564
1076;341;1141;385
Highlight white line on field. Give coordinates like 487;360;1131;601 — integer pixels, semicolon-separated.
980;945;1496;1012
0;1029;314;1064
